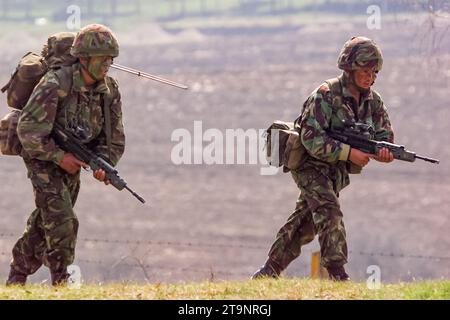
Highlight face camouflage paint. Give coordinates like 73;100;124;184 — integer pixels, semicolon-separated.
87;56;112;81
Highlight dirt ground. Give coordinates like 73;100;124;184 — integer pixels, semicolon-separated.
0;15;449;284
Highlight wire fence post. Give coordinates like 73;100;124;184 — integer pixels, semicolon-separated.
310;251;328;279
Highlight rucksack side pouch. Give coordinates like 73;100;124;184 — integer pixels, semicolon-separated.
265;121;292;167
0;109;22;156
265;120;307;171
283;129;306;172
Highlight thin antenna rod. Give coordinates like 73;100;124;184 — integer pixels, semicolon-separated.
111;63;188;90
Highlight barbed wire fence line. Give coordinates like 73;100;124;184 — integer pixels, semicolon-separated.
1;231;450;261
1;230;449;282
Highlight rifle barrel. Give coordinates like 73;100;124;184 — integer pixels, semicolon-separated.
415;155;440;164
125;185;146;204
111;63;188;90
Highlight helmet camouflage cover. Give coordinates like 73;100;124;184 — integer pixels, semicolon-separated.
70;24;119;58
337;36;383;72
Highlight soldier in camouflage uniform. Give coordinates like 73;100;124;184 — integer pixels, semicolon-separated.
6;24;125;286
253;36;395;281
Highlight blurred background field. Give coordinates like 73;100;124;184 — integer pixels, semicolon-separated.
0;0;449;285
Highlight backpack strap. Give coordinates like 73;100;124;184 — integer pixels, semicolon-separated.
296;77;343;131
101;91;113;161
54;66;74;123
324;77;343;112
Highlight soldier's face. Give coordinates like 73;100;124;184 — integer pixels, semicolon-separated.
87;56;113;81
354;67;378;89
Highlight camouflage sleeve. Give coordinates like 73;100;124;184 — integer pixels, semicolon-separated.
372;96;394;143
17;72;65;164
94;89;125;166
300;85;350;163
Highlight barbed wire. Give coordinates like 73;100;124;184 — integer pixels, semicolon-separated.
81;237;268;250
348;250;450;261
0;231;267;250
0;251;252;278
1;231;449;261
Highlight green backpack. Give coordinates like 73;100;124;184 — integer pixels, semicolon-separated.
0;32;76;156
1;32;77;110
0;32;114;158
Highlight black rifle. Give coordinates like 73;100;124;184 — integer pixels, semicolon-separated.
327;120;439;164
52;122;146;203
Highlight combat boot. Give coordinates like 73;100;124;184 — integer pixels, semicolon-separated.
51;268;70;286
251;259;281;279
5;268;27;286
327;266;350;281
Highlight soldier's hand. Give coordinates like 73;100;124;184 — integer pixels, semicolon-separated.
59;153;88;175
373;147;394;163
93;169;110;185
348;148;372;167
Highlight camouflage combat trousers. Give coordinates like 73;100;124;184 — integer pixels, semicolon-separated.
10;158;80;275
268;167;348;271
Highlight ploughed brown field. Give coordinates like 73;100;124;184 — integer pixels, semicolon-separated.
0;16;449;284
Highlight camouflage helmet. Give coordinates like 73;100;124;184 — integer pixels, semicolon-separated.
70;24;119;58
337;36;383;72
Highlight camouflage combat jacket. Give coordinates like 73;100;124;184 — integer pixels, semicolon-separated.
298;74;394;191
17;62;125;166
